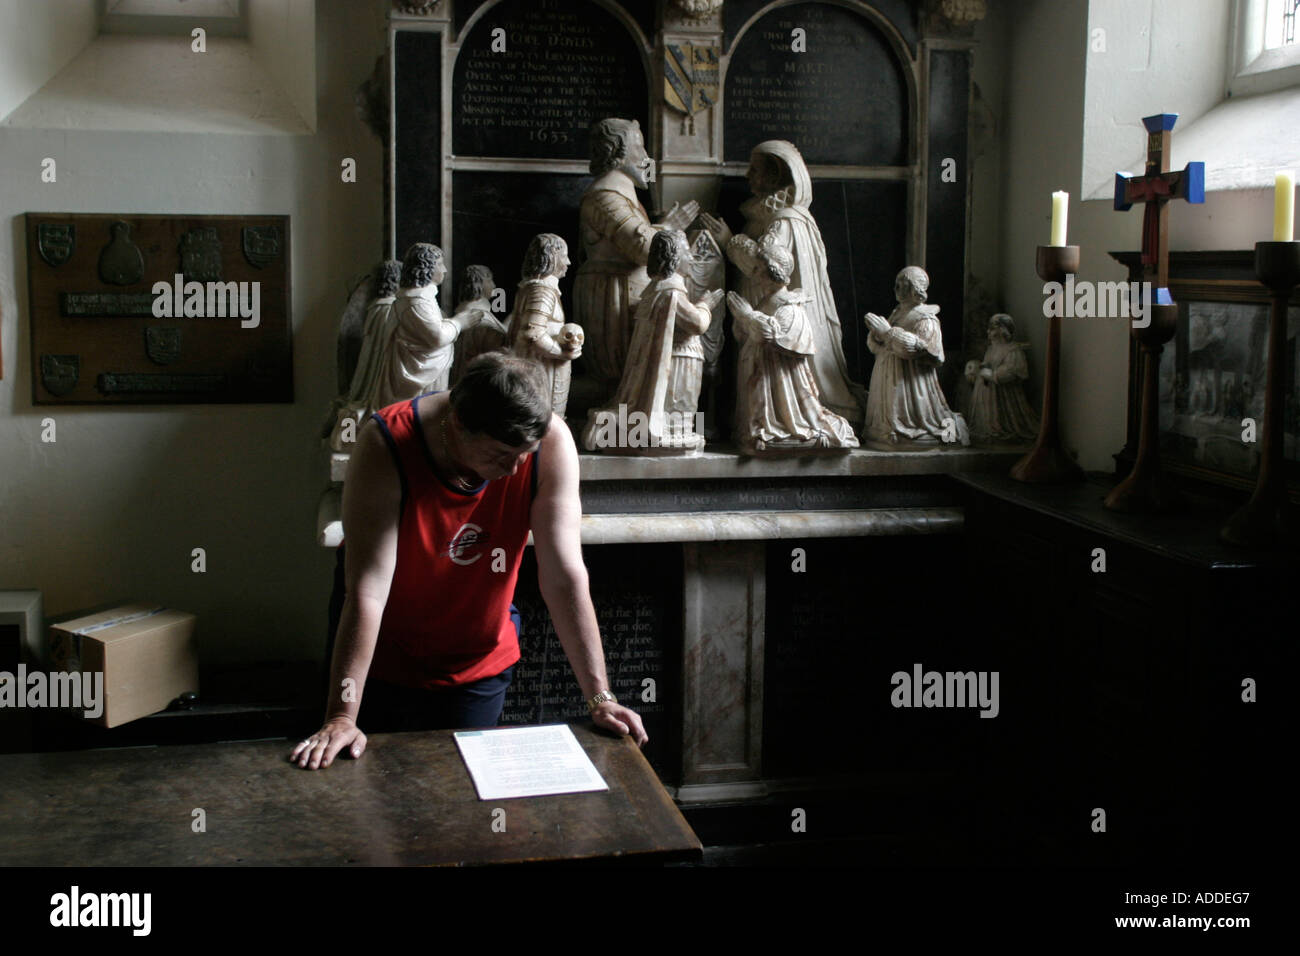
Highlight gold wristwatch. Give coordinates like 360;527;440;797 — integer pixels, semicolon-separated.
586;690;617;712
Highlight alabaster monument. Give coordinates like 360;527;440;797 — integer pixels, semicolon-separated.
508;233;582;418
703;139;864;425
727;237;858;455
374;242;483;409
863;265;969;446
966;313;1037;442
582;229;720;455
326;259;401;451
575;117;698;395
450;264;509;387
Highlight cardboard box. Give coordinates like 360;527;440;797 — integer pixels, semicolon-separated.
49;603;199;728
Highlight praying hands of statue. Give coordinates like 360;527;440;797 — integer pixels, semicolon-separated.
726;290;752;321
886;326;922;353
659;200;701;233
700;288;725;314
698;212;733;250
864;312;891;338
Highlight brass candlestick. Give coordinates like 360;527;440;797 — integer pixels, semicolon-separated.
1011;245;1084;483
1104;294;1181;512
1220;240;1300;548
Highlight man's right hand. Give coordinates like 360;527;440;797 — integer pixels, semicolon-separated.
288;716;367;770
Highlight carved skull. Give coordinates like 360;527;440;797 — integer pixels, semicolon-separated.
560;323;584;349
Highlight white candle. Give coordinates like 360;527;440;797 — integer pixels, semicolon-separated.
1274;170;1295;241
1050;191;1069;247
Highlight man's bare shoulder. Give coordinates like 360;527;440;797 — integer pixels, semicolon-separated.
537;414;578;481
350;412;391;461
345;413;402;493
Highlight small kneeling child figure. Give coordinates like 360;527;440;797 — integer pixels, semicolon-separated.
726;237;859;454
862;265;969;446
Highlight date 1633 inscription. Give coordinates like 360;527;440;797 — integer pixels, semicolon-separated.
451;0;645;160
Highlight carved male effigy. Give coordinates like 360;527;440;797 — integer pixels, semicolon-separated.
450;264;509;387
862;265;970;446
702;139;865;426
508;233;582;418
575;117;699;395
966;313;1037;442
375;242;484;409
327;259;401;451
582;229;720;455
726;236;858;454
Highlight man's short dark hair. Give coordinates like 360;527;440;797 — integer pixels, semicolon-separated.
400;242;443;288
450;351;552;446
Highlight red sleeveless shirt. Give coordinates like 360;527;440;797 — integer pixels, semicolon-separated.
364;393;537;689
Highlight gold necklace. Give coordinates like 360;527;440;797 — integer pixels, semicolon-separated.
439;413;478;491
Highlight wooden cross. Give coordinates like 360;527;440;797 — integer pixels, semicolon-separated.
1114;113;1205;289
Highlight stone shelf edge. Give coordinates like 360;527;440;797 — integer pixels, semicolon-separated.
316;488;962;548
329;444;1027;483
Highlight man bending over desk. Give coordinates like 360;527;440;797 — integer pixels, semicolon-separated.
291;352;647;770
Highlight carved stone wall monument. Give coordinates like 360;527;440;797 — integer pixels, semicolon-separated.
374;242;481;409
327;259;401;451
862;265;969;446
575;117;699;398
582;230;719;455
727;237;858;455
704;139;865;426
450;264;508;387
508;234;581;418
966;313;1037;443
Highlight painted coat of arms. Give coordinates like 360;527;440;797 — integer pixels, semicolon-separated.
179;227;223;282
145;327;183;365
242;225;282;269
664;43;720;117
41;354;79;396
37;224;75;267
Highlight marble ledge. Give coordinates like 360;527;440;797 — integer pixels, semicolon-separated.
577;508;962;544
317;488;961;548
328;444;1026;484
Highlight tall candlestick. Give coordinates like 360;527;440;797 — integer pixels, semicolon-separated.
1050;191;1069;247
1274;170;1295;241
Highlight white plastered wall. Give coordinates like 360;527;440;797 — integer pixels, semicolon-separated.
0;0;384;664
993;0;1278;472
0;0;98;122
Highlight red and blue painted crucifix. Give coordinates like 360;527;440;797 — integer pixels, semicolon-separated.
1104;113;1207;513
1114;112;1205;291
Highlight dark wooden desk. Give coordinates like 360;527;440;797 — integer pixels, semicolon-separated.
0;722;701;866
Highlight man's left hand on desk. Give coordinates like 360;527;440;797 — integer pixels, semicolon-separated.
591;702;649;747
